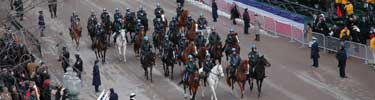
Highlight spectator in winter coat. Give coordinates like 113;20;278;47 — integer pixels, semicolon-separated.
345;1;354;16
340;26;351;41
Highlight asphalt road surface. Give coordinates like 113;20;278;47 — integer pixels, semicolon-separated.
5;0;375;100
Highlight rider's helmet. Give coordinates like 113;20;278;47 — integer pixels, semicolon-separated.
72;11;76;15
229;28;234;33
144;36;149;41
157;18;161;22
115;8;119;13
156;3;161;8
188;55;194;59
137;19;141;23
251;44;256;50
126;8;130;12
232;48;236;54
165;35;169;39
103;8;107;12
139;5;144;10
91;10;95;15
200;13;204;18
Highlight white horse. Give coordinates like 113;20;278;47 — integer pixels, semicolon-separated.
113;29;127;62
199;64;225;100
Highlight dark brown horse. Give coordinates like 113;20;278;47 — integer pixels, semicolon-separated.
210;42;223;64
162;46;176;79
152;30;163;55
103;21;113;46
182;71;200;100
226;60;249;98
123;15;136;43
134;27;144;56
178;10;189;32
87;18;97;49
248;55;271;98
197;46;208;68
142;51;156;83
187;21;198;41
69;21;82;49
180;42;198;64
94;37;108;63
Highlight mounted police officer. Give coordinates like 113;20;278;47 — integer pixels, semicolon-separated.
137;5;148;32
203;52;214;76
195;32;206;49
113;18;123;43
162;35;174;57
88;11;98;25
141;36;153;64
229;48;241;80
113;8;122;23
125;8;136;35
101;8;111;25
208;27;221;50
70;11;79;25
225;28;236;52
197;13;208;30
135;19;143;34
153;18;164;41
186;15;195;31
177;33;188;61
176;3;184;18
154;3;164;18
169;17;178;33
95;22;105;43
248;45;259;77
180;55;198;84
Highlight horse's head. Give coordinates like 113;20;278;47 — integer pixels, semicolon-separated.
259;55;271;67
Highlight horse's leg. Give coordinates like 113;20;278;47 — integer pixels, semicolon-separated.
184;84;188;98
150;66;153;83
144;66;148;80
239;81;245;98
257;79;261;98
250;79;254;91
124;45;127;62
171;65;174;79
163;62;167;77
258;79;263;98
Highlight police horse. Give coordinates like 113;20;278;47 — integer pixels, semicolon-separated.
248;55;271;98
141;49;156;83
112;29;127;62
226;60;249;98
199;64;224;100
69;19;82;50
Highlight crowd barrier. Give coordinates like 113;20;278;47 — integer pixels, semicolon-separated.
312;32;371;64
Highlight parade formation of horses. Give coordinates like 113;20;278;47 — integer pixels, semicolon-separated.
226;60;249;98
248;55;271;98
69;20;82;49
199;64;224;100
134;27;144;56
142;51;156;83
113;29;127;62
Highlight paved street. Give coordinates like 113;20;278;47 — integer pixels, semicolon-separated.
3;0;375;99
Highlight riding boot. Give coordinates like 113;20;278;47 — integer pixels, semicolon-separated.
255;34;260;41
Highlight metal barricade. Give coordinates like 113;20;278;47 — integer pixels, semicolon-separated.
325;36;341;52
311;32;325;48
345;41;368;61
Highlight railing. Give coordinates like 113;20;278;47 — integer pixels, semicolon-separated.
312;32;370;64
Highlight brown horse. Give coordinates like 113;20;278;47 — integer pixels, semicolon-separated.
104;21;113;46
134;27;144;56
248;55;271;98
187;21;198;41
182;71;200;100
69;21;82;49
94;37;108;63
178;10;189;32
161;14;168;33
197;46;208;68
210;42;223;64
181;42;198;64
226;60;249;98
152;30;163;55
123;16;135;43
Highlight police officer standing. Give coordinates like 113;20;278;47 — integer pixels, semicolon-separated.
92;60;101;93
243;8;250;34
336;46;347;78
38;11;46;37
14;0;24;20
74;53;83;79
212;0;219;22
311;37;320;68
48;0;57;18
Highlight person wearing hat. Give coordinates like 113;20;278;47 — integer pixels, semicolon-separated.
38;10;46;37
248;44;259;68
243;8;250;34
74;53;83;79
109;88;118;100
225;28;236;52
186;15;195;30
59;46;70;72
70;11;79;24
137;5;149;32
92;60;101;93
169;16;178;33
101;8;111;24
154;3;164;18
203;52;214;86
230;3;240;25
176;0;185;7
311;37;320;68
14;0;24;20
212;0;218;22
141;36;153;64
229;48;241;80
197;13;208;30
129;93;136;100
179;54;197;84
89;10;98;25
336;45;347;78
